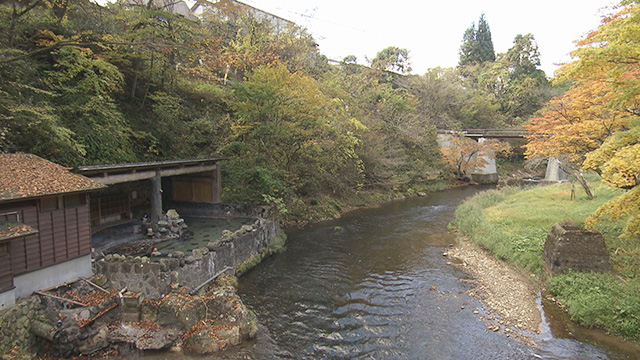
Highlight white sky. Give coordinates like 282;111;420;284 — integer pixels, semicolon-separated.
241;0;618;77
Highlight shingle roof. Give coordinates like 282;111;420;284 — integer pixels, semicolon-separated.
0;153;105;202
0;222;38;241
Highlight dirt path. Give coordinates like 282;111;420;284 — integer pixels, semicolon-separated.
447;238;543;340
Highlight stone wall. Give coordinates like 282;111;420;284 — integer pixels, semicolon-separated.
542;222;612;275
0;296;43;353
96;219;281;299
170;201;271;219
96;256;174;299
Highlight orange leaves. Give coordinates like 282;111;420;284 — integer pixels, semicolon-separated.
0;223;35;240
534;2;640;240
440;134;510;179
524;79;631;164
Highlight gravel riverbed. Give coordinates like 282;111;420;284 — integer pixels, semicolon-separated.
448;237;543;342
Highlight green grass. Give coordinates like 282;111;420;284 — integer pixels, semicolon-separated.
548;273;640;340
454;179;640;340
455;180;620;274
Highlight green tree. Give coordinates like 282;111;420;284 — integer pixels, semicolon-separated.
459;14;495;66
504;34;545;80
459;33;552;126
459;25;479;66
224;62;364;202
371;46;411;74
320;59;440;191
476;14;496;63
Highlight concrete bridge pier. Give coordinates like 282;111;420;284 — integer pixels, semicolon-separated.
470;137;498;184
544;157;569;182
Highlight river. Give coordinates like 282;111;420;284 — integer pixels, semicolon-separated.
149;186;637;359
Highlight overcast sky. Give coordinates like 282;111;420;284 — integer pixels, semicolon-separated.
241;0;618;77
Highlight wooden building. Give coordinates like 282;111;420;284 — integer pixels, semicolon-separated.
0;154;104;309
75;158;222;229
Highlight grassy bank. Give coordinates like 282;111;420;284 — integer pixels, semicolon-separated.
454;179;640;341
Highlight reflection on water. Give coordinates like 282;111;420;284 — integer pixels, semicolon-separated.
140;186;638;359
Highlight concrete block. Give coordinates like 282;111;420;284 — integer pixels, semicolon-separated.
543;222;612;275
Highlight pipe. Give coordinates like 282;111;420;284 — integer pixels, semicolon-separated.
30;321;59;342
189;266;233;295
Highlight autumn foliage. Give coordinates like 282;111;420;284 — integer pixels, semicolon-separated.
524;80;632;164
525;2;640;239
440;134;510;180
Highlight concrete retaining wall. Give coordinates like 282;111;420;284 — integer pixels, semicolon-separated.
14;255;93;299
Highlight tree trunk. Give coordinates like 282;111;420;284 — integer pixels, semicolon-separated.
572;169;594;200
558;158;594;199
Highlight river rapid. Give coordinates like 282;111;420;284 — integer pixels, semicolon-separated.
148;186;636;359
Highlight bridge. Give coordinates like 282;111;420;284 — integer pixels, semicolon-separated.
437;128;529;139
436;128;566;184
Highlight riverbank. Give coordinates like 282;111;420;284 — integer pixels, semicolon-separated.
453;179;640;344
448;237;542;337
282;179;453;226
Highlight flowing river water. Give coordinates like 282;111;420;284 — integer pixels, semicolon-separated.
149;186;639;359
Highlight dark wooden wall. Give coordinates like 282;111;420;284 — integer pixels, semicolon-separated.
0;194;91;282
0;241;11;291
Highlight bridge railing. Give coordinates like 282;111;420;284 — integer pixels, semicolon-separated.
437;128;529;138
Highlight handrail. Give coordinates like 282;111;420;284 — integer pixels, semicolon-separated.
437;129;529;138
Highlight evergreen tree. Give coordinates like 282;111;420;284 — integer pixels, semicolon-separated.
459;25;479;65
476;14;496;62
458;14;495;66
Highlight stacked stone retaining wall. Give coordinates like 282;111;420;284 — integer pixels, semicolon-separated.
0;296;44;353
96;219;281;299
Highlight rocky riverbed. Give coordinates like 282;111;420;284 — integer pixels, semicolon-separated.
447;237;543;340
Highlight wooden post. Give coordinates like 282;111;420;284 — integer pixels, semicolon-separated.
150;170;162;232
212;163;222;203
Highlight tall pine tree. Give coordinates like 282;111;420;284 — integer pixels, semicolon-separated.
476;14;495;62
459;25;479;65
458;13;496;66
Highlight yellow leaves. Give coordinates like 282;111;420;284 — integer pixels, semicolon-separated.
600;144;640;188
584;120;640;188
562;3;640;109
586;186;640;240
230;124;253;137
35;30;64;47
346;117;368;132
